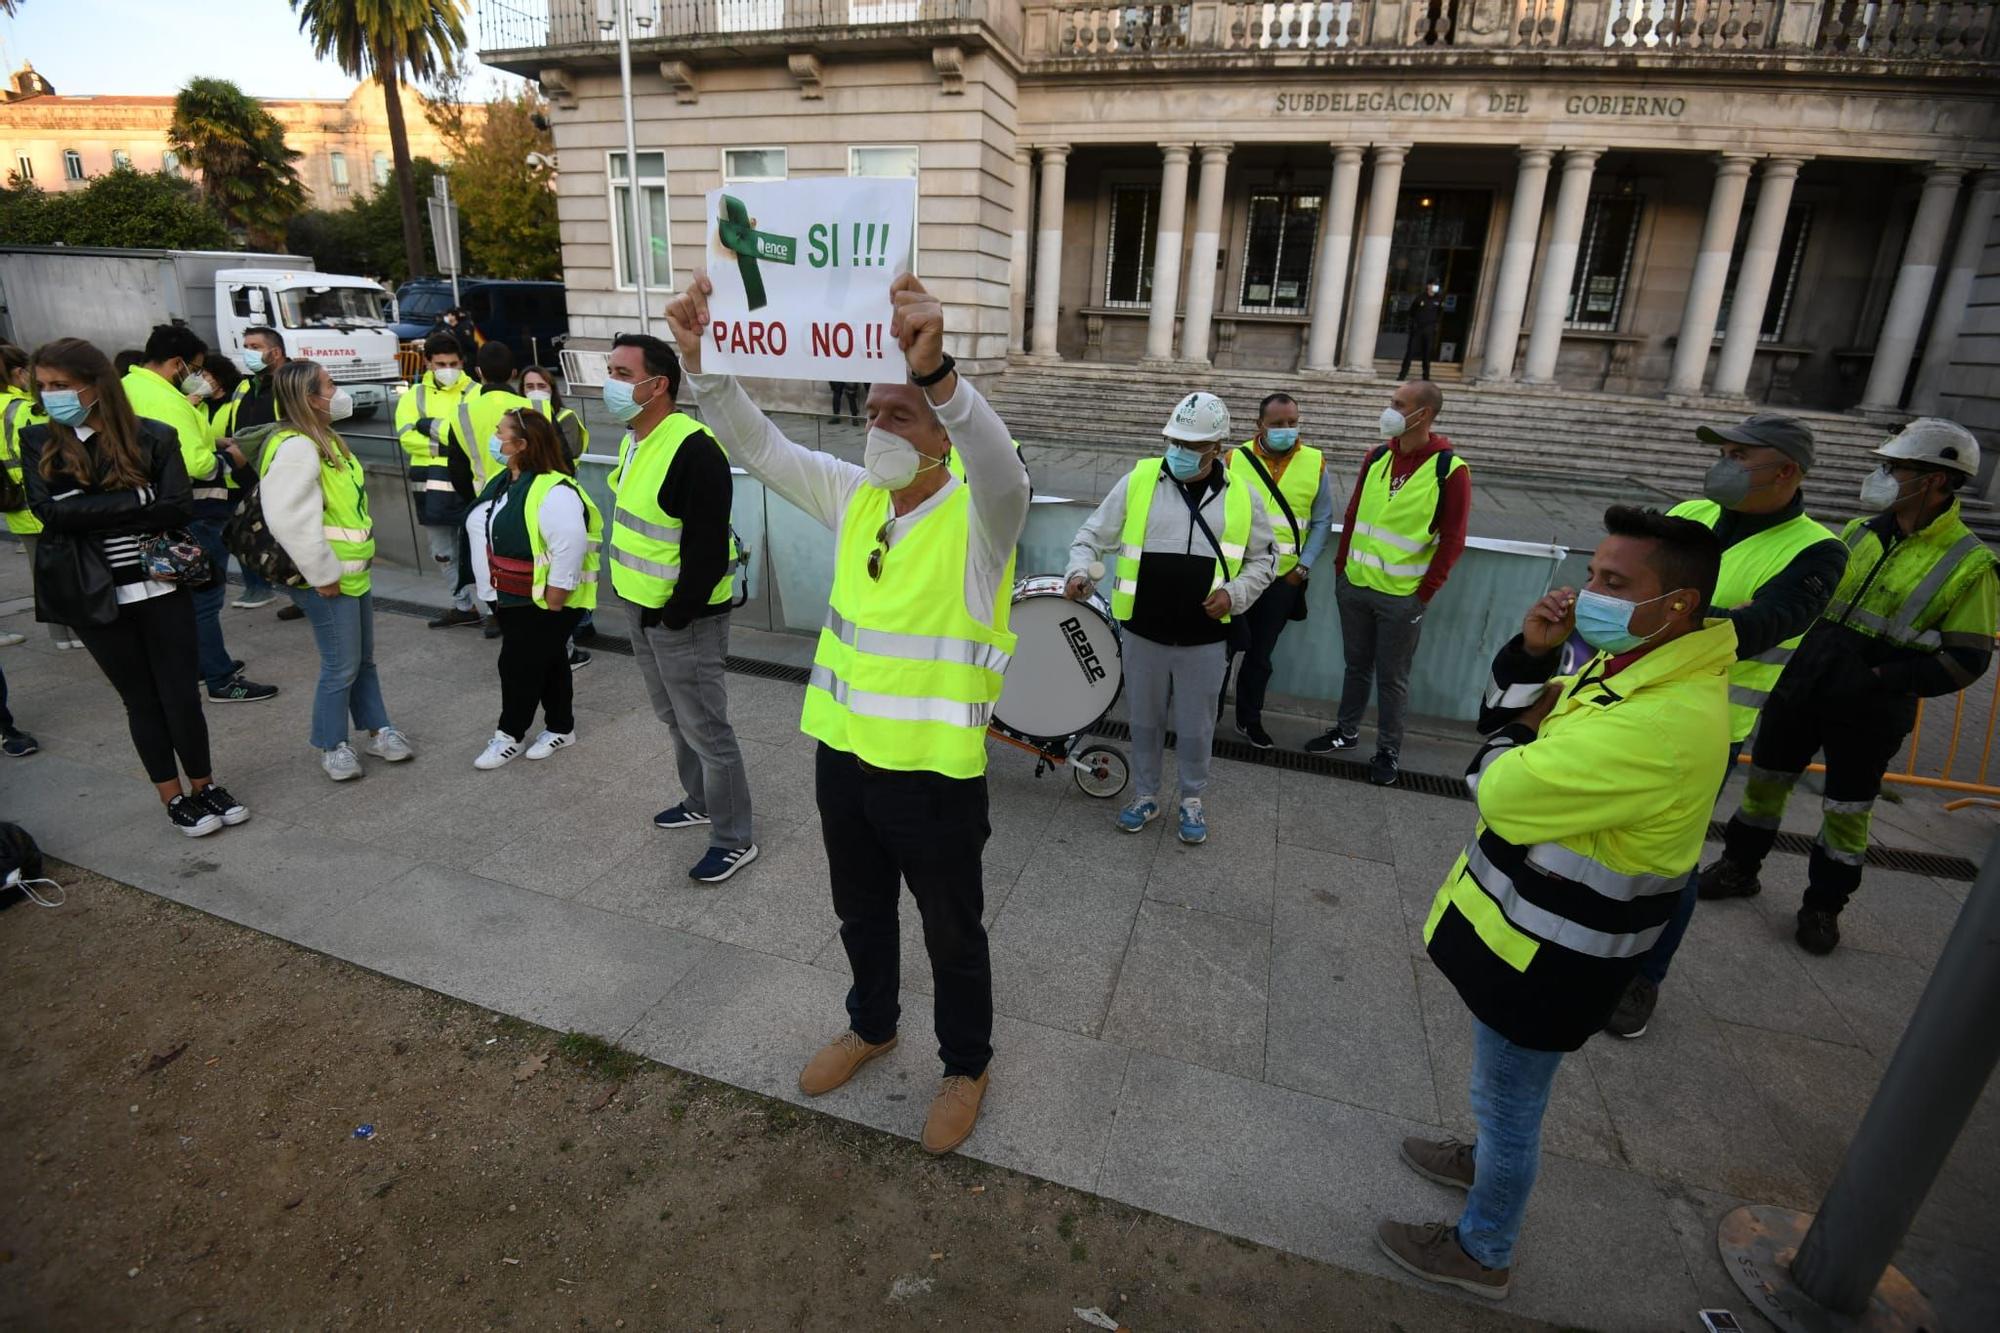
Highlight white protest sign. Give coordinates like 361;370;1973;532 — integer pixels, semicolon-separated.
701;177;917;384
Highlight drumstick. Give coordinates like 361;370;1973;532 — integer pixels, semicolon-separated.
1087;561;1105;583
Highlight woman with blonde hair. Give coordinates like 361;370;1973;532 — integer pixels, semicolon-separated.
464;406;600;769
20;337;249;835
261;359;414;780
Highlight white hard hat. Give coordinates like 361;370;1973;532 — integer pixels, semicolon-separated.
1163;391;1231;443
1875;417;1981;478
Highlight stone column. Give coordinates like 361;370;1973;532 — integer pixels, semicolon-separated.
1179;143;1232;364
1712;157;1807;398
1519;147;1603;385
1862;165;1968;411
1144;144;1193;362
1028;144;1070;359
1340;144;1409;374
1667;153;1757;395
1008;145;1033;355
1477;147;1554;383
1913;172;2000;413
1303;144;1364;372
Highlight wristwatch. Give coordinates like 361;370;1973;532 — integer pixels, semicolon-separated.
909;352;956;389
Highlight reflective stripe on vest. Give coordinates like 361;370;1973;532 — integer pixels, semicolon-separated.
1462;840;1667;961
800;482;1017;778
1109;458;1252;624
525;471;603;612
260;429;374;595
607;414;736;607
1670;498;1841;742
1346;448;1463;596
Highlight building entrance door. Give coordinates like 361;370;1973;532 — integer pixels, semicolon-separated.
1377;188;1493;367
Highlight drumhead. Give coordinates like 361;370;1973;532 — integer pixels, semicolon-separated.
994;578;1123;741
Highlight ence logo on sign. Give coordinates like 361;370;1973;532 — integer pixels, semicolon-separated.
1059;615;1107;683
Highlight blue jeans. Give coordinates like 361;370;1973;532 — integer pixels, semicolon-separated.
1637;739;1746;985
237;556;272;597
189;517;236;691
1458;1017;1565;1270
288;587;392;749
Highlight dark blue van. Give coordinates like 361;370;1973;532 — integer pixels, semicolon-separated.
392;278;568;367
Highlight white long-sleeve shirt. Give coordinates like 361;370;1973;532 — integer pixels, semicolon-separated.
466;478;586;603
263;434;350;589
687;371;1030;621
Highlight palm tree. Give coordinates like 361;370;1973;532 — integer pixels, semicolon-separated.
168;77;307;247
292;0;467;282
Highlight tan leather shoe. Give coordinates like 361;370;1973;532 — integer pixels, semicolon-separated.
921;1070;989;1154
1374;1219;1510;1299
797;1030;897;1097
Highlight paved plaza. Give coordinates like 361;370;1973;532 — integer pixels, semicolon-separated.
2;548;1996;1332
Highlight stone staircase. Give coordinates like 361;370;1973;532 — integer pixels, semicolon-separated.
984;362;2000;542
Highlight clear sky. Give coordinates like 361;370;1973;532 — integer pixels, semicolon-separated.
0;0;521;101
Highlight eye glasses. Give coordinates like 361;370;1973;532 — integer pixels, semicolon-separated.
866;519;893;581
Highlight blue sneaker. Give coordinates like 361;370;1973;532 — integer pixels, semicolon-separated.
654;801;712;830
1116;798;1160;833
1177;797;1207;845
690;844;759;883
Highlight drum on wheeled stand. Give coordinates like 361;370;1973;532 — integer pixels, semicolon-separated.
989;575;1129;798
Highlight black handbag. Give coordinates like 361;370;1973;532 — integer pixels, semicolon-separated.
32;529;118;628
1240;448;1311;623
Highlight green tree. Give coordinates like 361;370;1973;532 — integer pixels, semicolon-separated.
0;168;229;249
291;0;467;285
426;84;559;280
288;157;446;284
168;77;306;247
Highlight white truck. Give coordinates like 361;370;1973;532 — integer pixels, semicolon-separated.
0;245;403;419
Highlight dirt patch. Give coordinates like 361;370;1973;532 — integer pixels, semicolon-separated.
1;867;1546;1331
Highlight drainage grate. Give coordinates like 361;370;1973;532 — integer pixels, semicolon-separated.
372;598;1976;881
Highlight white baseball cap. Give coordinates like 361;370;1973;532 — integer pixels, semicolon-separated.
1163;391;1231;444
1875;417;1981;478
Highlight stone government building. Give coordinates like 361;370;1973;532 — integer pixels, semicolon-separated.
481;0;1999;432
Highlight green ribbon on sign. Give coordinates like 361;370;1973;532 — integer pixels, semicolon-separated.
716;194;797;311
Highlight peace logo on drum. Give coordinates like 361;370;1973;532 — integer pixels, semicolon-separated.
988;575;1130;798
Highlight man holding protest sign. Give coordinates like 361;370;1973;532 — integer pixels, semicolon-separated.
664;238;1030;1153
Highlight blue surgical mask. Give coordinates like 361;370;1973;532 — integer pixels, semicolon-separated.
242;349;266;373
42;389;88;426
488;434;507;464
602;373;659;424
1264;427;1300;452
1574;587;1681;654
1164;443;1207;481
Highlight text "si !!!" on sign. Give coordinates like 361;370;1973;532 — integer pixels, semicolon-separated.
702;176;918;384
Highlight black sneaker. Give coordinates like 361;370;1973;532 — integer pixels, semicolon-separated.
654;802;712;830
482;616;502;640
228;657;244;675
428;607;483;630
195;783;250;826
1795;908;1841;956
1369;751;1400;787
569;648;592;670
1697;858;1762;900
276;604;305;621
1605;975;1659;1039
2;728;39;758
1235;721;1275;751
690;844;759;883
168;793;222;838
1304;729;1360;755
208;675;278;704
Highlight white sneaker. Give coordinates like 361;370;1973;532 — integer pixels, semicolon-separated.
474;730;523;770
525;729;575;760
322;742;363;782
56;638;84;650
367;726;414;762
232;593;276;609
0;631;24;647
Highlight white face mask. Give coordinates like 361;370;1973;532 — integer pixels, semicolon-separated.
525;389;552;404
863;426;936;491
1858;464;1915;512
1379;406;1408;438
324;387;355;422
182;370;213;398
432;366;462;386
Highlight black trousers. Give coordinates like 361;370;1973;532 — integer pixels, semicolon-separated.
1228;575;1302;727
77;589;212;785
815;742;993;1077
1399;327;1436;380
495;604;580;741
829;382;863;418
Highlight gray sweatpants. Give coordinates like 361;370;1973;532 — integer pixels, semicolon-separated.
623;598;754;849
1124;631;1228;804
1334;578;1427;758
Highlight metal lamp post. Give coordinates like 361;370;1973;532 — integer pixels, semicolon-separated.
601;0;652;334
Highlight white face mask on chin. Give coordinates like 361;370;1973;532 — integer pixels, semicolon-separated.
863;426;939;490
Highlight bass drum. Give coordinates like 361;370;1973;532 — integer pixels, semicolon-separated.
992;575;1124;744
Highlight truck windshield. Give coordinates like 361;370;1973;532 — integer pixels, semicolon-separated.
278;286;389;330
